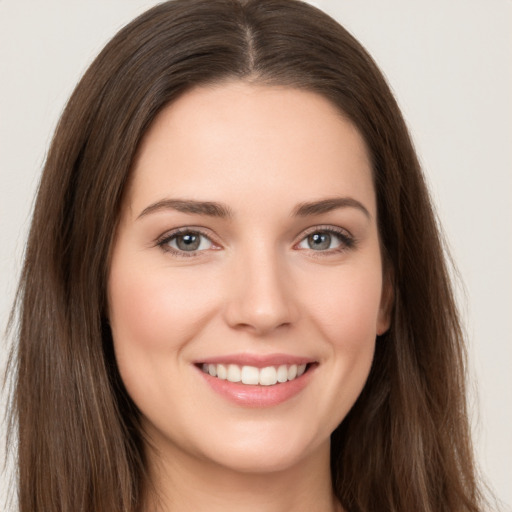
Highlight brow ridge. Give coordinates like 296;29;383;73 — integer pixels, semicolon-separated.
292;197;371;219
137;199;233;219
137;196;370;220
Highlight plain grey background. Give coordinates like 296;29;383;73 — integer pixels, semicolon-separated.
1;1;511;509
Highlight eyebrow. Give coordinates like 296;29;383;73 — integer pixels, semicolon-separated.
292;197;371;219
137;196;370;220
137;199;234;219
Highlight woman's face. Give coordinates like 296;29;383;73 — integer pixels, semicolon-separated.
108;82;391;474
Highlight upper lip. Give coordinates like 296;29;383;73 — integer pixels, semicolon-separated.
195;353;316;368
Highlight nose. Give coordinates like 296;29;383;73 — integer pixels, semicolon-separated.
223;247;299;336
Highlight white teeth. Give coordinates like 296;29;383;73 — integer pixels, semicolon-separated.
277;365;288;383
216;363;227;380
201;363;309;386
259;366;277;386
227;364;241;382
241;365;260;385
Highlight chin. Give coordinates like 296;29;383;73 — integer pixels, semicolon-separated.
194;422;330;475
204;447;312;475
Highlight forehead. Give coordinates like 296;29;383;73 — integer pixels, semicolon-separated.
127;81;375;218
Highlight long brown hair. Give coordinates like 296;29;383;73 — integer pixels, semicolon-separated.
6;0;484;510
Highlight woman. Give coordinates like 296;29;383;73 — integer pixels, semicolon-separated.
6;0;486;510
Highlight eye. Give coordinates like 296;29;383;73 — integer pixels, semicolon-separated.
158;229;215;255
296;228;354;252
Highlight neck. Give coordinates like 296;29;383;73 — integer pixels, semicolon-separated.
144;439;341;512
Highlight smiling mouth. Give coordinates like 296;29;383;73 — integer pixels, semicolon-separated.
198;363;313;386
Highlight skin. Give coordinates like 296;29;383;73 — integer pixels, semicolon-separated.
108;81;392;512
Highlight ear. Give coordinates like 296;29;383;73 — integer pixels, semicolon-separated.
376;268;394;335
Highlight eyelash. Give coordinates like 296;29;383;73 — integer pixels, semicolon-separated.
156;227;217;258
156;225;356;258
298;225;356;255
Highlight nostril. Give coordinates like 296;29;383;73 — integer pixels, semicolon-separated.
223;271;299;334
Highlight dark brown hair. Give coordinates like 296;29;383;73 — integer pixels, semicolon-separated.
7;0;484;510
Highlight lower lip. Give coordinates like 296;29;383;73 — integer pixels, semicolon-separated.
196;365;315;408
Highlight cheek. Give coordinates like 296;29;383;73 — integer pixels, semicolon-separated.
107;261;224;426
106;261;220;405
108;264;216;351
298;261;382;406
301;263;384;348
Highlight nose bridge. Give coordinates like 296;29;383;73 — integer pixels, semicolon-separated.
224;239;298;334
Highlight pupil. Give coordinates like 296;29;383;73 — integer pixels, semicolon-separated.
308;232;331;250
177;233;200;251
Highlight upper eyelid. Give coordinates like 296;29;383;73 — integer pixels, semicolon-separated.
156;226;217;243
295;224;354;241
294;226;357;256
155;228;218;258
